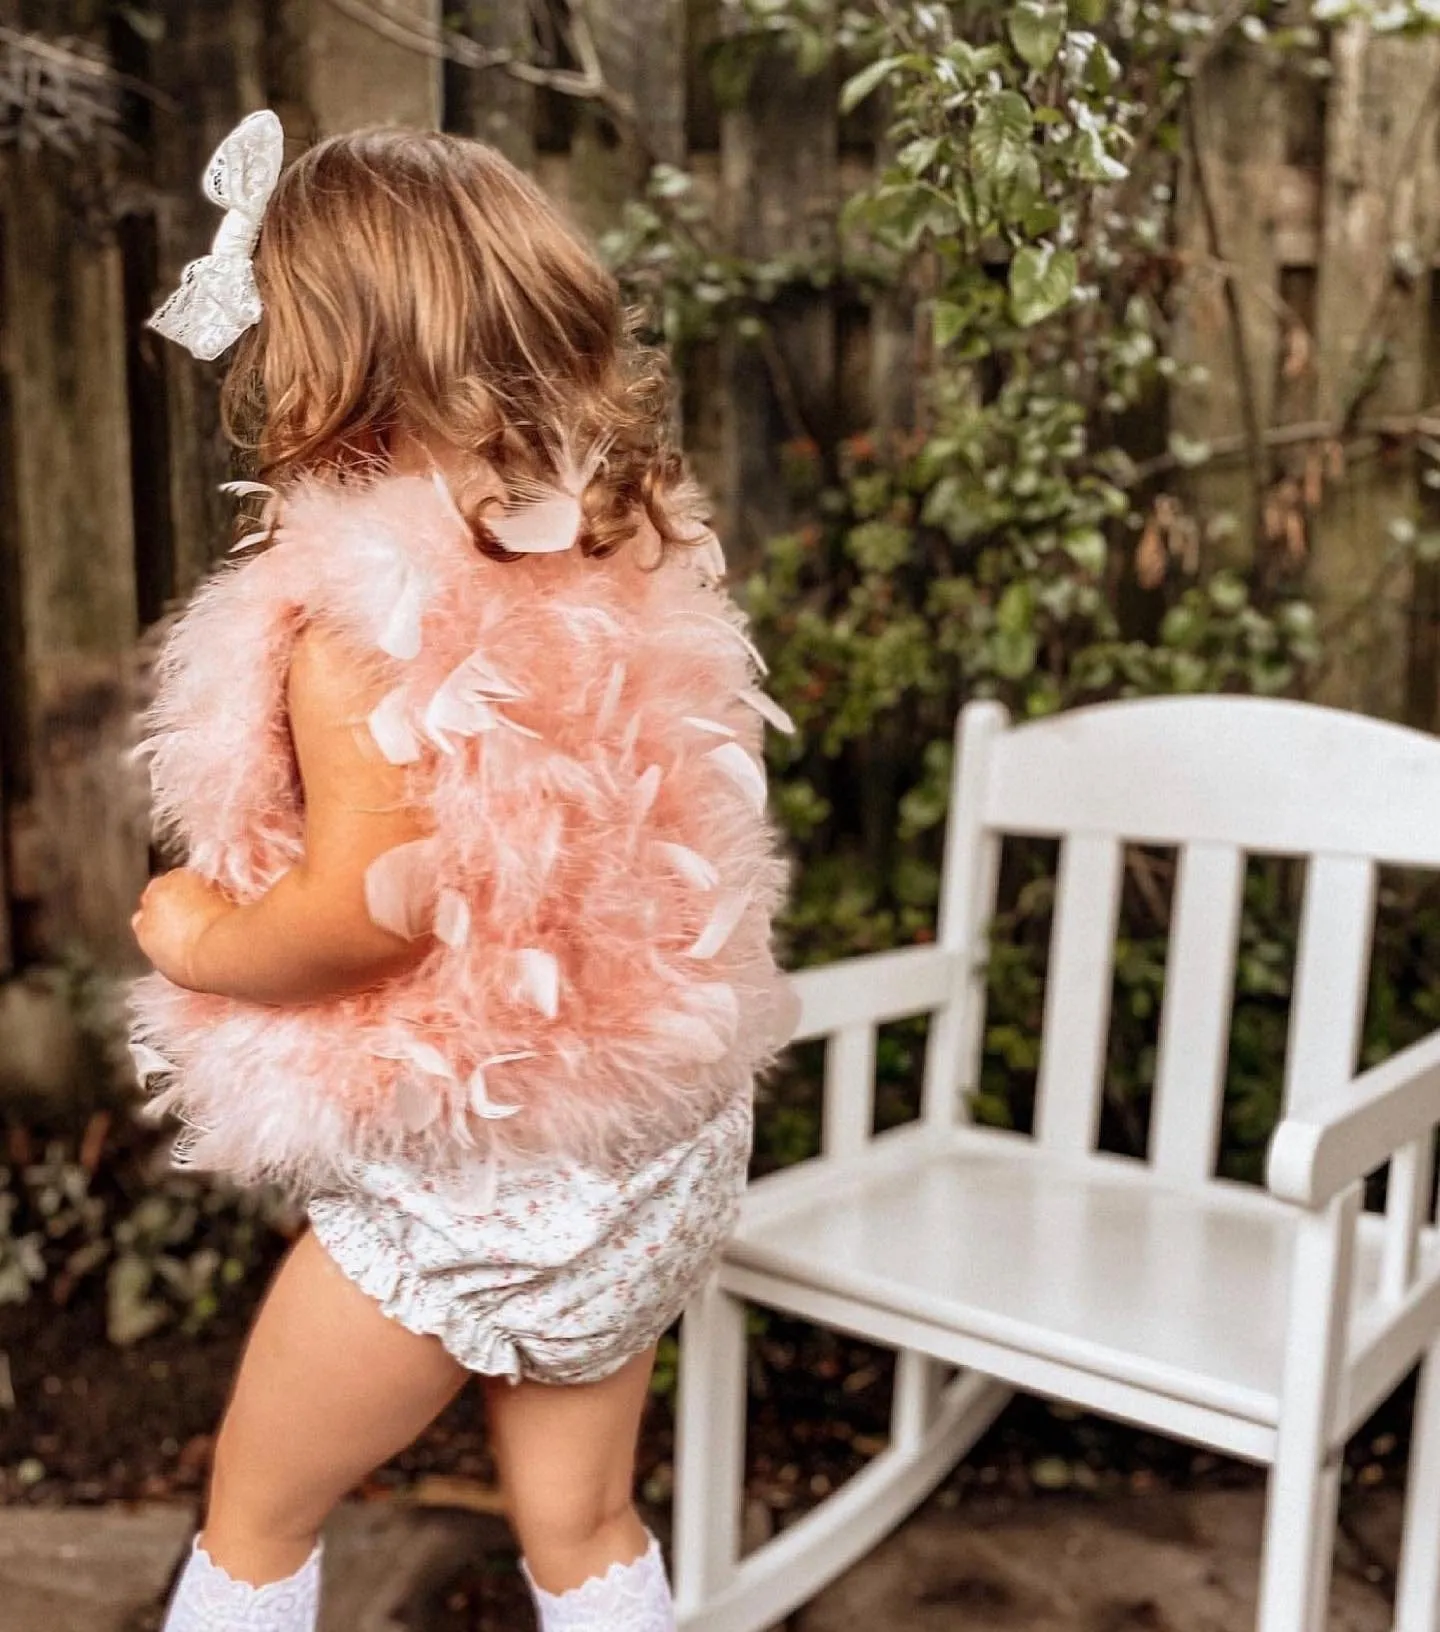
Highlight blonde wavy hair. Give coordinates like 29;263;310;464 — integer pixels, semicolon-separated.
221;127;704;562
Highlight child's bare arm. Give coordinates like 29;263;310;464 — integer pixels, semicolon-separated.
165;626;432;1004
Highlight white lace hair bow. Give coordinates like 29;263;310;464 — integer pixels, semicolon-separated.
147;109;285;362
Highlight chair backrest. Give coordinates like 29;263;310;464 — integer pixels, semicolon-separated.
931;696;1440;1190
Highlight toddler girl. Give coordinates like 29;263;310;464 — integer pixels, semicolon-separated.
130;110;793;1632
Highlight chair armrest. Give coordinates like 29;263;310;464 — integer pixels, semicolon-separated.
1267;1029;1440;1208
789;944;958;1044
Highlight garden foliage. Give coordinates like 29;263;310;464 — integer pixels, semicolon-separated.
604;0;1440;1181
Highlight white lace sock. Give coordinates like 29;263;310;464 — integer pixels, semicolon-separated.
161;1538;323;1632
523;1531;676;1631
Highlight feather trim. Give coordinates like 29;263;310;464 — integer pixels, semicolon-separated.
705;741;768;813
369;688;424;765
129;469;792;1190
687;891;750;960
487;434;613;556
364;839;438;941
513;948;560;1018
654;841;720;890
739;687;796;736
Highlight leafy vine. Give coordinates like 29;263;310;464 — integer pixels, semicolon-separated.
601;0;1440;1171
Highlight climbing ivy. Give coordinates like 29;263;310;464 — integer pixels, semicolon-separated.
605;0;1440;1174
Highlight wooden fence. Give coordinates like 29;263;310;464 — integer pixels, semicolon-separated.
2;1;1440;1013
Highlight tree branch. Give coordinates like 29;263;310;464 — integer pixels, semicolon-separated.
319;0;636;125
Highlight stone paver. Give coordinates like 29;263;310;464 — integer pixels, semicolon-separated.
0;1502;191;1632
795;1489;1401;1632
0;1500;511;1632
0;1486;1412;1630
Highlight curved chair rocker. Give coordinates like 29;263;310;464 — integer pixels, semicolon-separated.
674;697;1440;1632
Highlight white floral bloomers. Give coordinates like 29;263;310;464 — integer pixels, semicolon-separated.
307;1097;752;1384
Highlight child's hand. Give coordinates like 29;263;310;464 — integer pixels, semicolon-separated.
132;870;234;991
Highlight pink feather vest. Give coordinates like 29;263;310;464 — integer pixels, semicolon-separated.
129;473;795;1192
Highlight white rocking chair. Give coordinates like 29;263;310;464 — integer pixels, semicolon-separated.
674;696;1440;1632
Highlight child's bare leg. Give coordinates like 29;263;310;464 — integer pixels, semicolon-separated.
201;1228;469;1585
483;1347;656;1594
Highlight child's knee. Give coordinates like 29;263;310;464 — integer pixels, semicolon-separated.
206;1416;330;1544
509;1482;636;1556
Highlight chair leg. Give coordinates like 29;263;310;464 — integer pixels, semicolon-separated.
1395;1336;1440;1632
672;1275;748;1618
1257;1445;1343;1632
1256;1187;1358;1632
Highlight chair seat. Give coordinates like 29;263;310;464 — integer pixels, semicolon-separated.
724;1128;1424;1428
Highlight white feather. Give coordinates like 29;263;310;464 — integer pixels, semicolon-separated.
395;1073;440;1132
430;468;470;534
368;688;423;765
685;715;738;739
648;981;739;1063
219;479;275;499
695;533;727;581
363;838;438;940
130;1042;175;1086
691;612;769;675
595;663;627;734
687;891;749;960
465;1065;523;1120
654;841;720;890
739;687;796;735
486;432;613;556
635;764;663;818
553;603;625;639
389;1035;455;1079
489;492;584;555
514;948;560;1019
424;692;500;754
498;714;542;740
423;650;527;752
371;1033;455;1134
445;1156;501;1216
705;741;768;813
435;889;471;948
378;567;428;660
229;528;270;554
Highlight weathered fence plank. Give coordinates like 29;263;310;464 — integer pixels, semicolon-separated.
718;30;839;565
292;0;444;135
1169;36;1290;566
445;1;536;168
569;0;687;239
1311;25;1440;718
1;21;146;967
147;0;267;597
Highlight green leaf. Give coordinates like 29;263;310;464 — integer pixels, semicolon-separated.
932;298;968;349
1064;527;1107;575
847;520;913;573
1167;432;1213;470
840;55;901;116
992;627;1039;680
1009;244;1078;326
1008;1;1067;72
971;92;1034;182
997;580;1035;638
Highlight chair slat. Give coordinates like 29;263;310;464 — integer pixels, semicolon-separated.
823;1024;877;1160
1383;1137;1435;1300
1284;855;1377;1114
1150;844;1246;1184
1035;834;1124;1154
923;703;1007;1127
